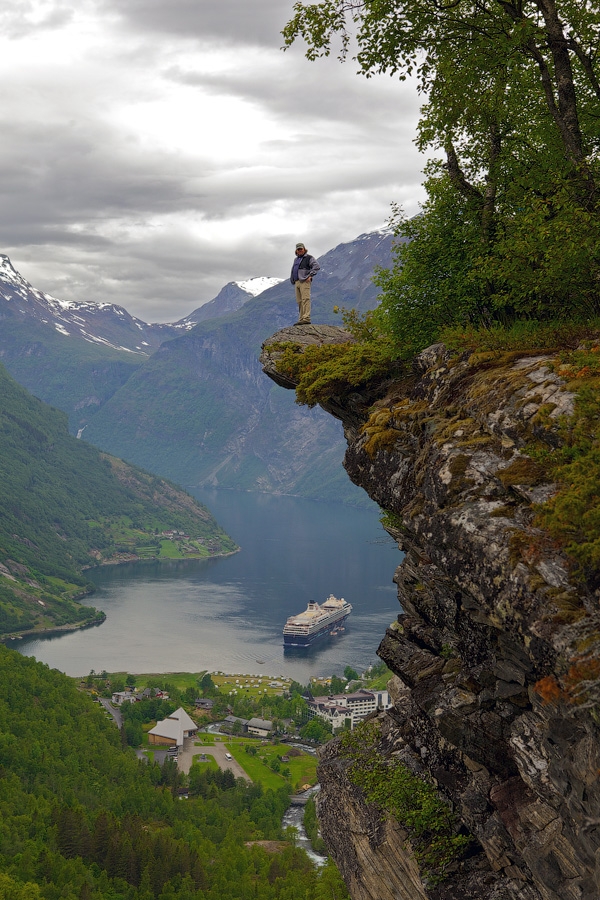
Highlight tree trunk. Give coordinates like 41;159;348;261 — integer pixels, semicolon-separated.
535;0;585;160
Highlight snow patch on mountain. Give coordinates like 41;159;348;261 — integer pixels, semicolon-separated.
235;276;283;297
0;253;172;355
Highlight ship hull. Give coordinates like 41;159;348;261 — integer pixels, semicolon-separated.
283;610;351;648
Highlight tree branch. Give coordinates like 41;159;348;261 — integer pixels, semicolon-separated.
567;38;600;104
444;142;484;203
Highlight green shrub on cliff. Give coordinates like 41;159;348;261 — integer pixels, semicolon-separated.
534;365;600;579
373;170;600;354
339;722;470;884
441;320;600;356
270;309;404;407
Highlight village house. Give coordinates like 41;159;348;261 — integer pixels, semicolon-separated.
195;698;214;711
221;715;249;734
247;717;273;738
111;690;138;705
307;699;351;729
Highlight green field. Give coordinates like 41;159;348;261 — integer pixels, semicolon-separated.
365;665;393;690
225;740;318;792
100;671;293;698
101;672;203;692
213;673;291;699
189;754;220;774
194;733;216;745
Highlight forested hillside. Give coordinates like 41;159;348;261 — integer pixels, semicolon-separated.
0;313;146;436
0;645;347;899
0;364;237;638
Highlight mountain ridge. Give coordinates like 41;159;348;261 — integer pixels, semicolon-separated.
1;230;399;504
178;276;284;327
0;255;282;382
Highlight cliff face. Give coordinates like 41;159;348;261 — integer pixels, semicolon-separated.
261;330;600;900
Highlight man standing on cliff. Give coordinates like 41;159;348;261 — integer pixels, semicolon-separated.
290;242;320;325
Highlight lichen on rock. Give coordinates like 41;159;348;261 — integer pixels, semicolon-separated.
261;332;600;900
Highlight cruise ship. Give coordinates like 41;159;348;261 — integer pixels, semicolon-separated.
283;595;352;648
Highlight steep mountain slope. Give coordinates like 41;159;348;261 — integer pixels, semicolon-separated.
178;276;284;326
0;259;282;435
0;254;180;433
0;363;236;638
82;231;396;502
0;258;283;439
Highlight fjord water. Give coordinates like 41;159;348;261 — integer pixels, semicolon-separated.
18;490;400;682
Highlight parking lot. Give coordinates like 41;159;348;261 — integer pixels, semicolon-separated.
177;739;251;780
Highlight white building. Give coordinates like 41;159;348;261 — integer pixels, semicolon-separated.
247;717;273;737
112;691;137;705
148;707;198;747
307;689;392;730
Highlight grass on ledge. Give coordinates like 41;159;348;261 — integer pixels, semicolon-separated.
441;318;600;354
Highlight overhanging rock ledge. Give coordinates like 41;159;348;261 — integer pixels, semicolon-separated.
260;323;355;389
260;331;600;900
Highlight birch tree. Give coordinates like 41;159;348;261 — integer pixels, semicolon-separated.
284;1;600;328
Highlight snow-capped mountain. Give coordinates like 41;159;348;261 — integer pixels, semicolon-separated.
176;276;283;327
0;254;177;355
237;276;283;296
0;255;285;354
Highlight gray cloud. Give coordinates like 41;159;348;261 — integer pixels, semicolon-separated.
0;0;429;321
100;0;289;47
0;1;76;38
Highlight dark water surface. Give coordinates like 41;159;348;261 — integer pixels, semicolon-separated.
18;490;401;682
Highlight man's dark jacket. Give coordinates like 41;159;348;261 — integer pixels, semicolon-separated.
290;253;320;284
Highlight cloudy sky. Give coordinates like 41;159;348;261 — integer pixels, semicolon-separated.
0;0;429;322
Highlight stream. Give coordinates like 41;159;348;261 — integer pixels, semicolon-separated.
281;786;327;866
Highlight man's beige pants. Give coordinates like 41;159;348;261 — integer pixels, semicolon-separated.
294;280;311;324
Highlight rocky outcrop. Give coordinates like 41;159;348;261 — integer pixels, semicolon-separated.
260;323;356;389
261;328;600;900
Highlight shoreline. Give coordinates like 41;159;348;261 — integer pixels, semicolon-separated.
2;548;240;644
82;546;240;571
1;611;106;644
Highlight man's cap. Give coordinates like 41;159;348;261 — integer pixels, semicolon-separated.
295;242;306;250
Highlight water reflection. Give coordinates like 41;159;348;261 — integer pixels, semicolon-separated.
18;491;401;681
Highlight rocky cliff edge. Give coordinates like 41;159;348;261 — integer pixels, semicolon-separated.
261;325;600;900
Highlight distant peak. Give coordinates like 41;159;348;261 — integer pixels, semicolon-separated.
0;254;21;277
355;225;395;239
0;255;37;294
